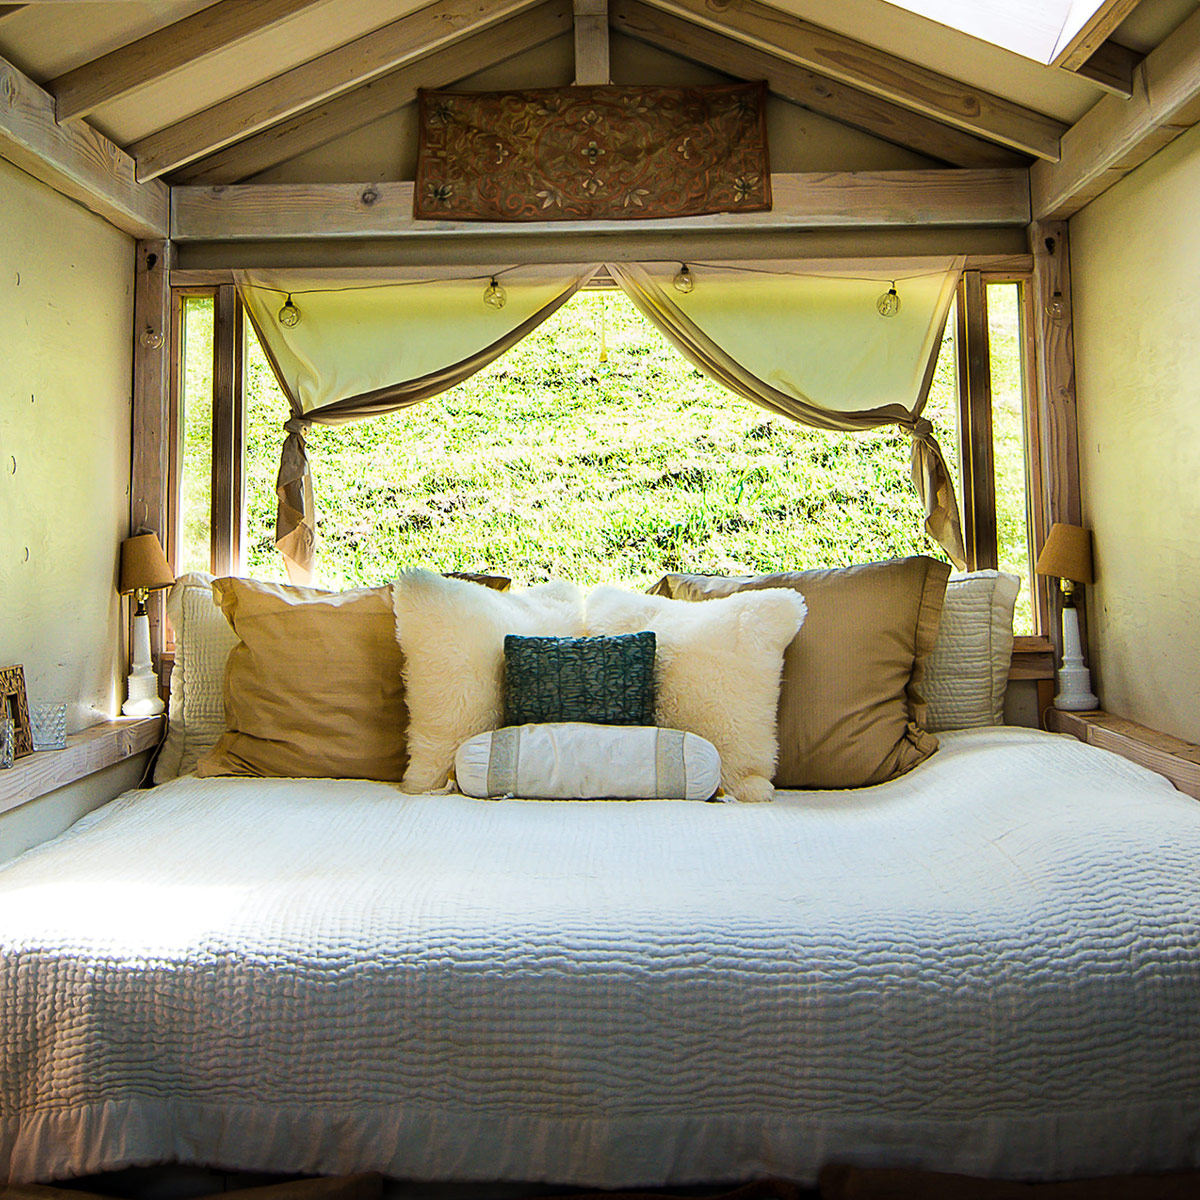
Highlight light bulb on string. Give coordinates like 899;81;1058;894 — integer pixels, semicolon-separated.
673;264;695;294
483;277;507;309
1046;289;1066;321
278;295;301;327
876;282;901;318
139;325;164;350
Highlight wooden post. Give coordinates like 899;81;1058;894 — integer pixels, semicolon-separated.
574;0;609;84
211;284;244;577
955;270;998;571
130;238;172;682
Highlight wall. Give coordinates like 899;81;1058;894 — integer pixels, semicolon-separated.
1070;123;1200;744
0;157;138;858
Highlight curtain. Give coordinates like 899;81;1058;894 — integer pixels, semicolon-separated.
608;259;966;567
237;265;601;582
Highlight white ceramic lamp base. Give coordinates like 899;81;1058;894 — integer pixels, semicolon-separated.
123;610;165;717
1054;602;1099;711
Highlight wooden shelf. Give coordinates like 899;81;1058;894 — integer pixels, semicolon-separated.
0;716;164;817
1047;709;1200;800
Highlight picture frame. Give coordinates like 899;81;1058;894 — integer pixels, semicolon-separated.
0;665;33;758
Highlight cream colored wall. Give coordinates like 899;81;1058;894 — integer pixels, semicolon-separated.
1070;122;1200;744
0;158;138;854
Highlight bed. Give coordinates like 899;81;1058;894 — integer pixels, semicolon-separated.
2;725;1199;1186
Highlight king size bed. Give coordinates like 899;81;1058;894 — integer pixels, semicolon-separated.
3;725;1199;1185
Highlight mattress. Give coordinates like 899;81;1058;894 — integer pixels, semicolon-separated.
2;726;1199;1185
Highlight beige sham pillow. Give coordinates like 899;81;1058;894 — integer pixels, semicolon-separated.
393;569;586;793
585;584;807;803
197;578;408;781
651;556;950;790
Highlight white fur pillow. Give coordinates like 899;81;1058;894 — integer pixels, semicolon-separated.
393;569;585;793
585;585;807;802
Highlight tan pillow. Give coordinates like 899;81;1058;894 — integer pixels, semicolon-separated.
197;578;407;781
651;557;950;789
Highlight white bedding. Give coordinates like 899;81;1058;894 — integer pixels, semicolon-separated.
2;727;1199;1185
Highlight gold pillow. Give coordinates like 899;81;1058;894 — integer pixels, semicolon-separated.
650;557;950;789
197;578;408;781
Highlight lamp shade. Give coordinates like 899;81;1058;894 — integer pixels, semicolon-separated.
1035;523;1093;584
119;532;175;594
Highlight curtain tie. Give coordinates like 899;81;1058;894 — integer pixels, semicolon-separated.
284;417;311;437
906;417;934;440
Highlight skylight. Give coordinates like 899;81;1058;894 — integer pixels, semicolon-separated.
882;0;1115;64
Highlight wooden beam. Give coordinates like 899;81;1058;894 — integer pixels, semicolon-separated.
574;0;609;84
175;1;573;186
0;54;168;236
954;271;998;571
640;0;1065;160
171;170;1031;240
128;0;544;181
1071;38;1139;98
1032;7;1200;219
1051;0;1142;70
49;0;332;123
612;0;1025;168
211;284;244;577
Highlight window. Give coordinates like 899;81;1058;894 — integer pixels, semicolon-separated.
173;294;214;576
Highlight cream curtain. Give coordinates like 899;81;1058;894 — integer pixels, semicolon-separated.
237;265;601;582
608;259;967;567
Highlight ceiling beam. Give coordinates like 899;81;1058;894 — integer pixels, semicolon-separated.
49;0;333;123
1051;0;1142;71
1031;4;1200;219
0;53;167;236
1071;38;1139;97
128;0;545;182
611;0;1025;168
574;0;609;84
175;0;574;186
639;0;1065;160
171;170;1031;241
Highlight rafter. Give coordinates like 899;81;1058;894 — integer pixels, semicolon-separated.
49;0;333;123
638;0;1065;160
0;52;167;237
171;170;1031;241
574;0;609;84
1070;38;1139;97
127;0;545;182
1032;4;1200;219
1051;0;1142;70
611;0;1024;168
175;0;573;186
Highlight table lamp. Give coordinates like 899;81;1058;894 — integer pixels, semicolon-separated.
119;532;175;717
1035;522;1099;711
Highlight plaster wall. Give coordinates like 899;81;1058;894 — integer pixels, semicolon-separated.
1070;123;1200;743
0;158;138;853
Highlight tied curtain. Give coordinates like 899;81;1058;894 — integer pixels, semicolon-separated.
239;257;965;584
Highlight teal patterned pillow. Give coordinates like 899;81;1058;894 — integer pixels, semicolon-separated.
504;632;656;726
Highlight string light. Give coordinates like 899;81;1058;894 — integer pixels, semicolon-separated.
673;264;695;294
876;282;901;318
138;325;164;349
1046;289;1066;320
278;295;301;327
483;277;507;309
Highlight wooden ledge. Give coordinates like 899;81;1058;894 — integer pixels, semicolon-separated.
0;716;164;817
1047;709;1200;800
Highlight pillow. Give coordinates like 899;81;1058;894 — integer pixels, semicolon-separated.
197;578;408;780
393;569;585;793
455;723;723;801
651;556;950;789
585;585;806;803
503;632;655;726
154;571;239;783
924;570;1021;731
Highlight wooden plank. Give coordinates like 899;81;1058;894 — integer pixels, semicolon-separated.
641;0;1065;160
0;717;163;817
131;239;173;667
1008;635;1055;680
172;170;1031;240
1032;7;1200;219
611;0;1026;169
1052;0;1143;70
210;285;244;576
128;0;545;181
49;0;331;123
0;53;168;237
574;0;609;85
175;1;573;186
955;270;998;571
1072;38;1139;98
1048;709;1200;799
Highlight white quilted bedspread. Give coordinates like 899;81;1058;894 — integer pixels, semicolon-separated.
3;727;1200;1185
